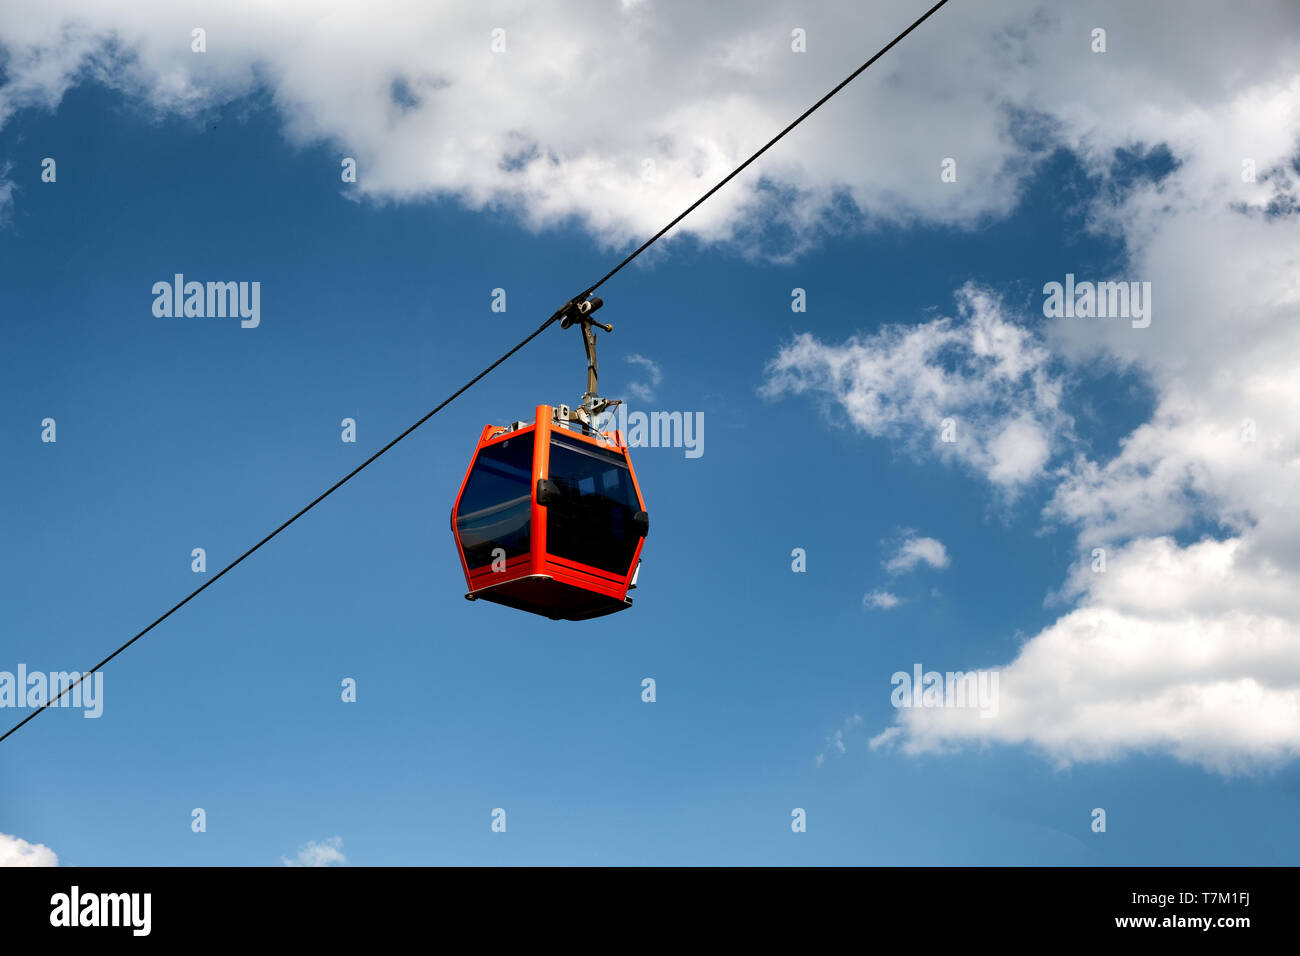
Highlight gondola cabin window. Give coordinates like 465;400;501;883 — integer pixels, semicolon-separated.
455;435;533;569
545;433;641;574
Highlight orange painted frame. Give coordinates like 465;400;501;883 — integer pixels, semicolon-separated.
450;404;647;605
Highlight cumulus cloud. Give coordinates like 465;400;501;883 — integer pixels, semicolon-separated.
282;836;346;867
624;353;662;402
863;589;901;610
885;534;949;574
0;832;58;867
0;0;1021;254
3;1;1292;258
871;535;1300;774
762;284;1070;491
752;5;1299;773
864;40;1300;774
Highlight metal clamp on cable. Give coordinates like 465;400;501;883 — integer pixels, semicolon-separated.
555;296;618;429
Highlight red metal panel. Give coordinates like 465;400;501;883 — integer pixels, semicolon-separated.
466;552;533;591
531;405;552;580
543;559;627;600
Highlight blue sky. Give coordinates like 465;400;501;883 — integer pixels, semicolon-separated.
2;1;1299;866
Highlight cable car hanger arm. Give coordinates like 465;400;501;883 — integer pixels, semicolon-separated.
556;296;618;429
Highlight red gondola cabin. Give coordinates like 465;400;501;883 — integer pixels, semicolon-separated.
451;404;649;620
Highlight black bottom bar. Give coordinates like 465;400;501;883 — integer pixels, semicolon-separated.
0;866;1285;943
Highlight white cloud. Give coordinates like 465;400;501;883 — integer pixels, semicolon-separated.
282;836;346;867
870;535;1300;775
863;589;901;610
749;4;1300;774
0;832;58;867
0;162;14;226
866;71;1300;774
2;1;1292;258
885;534;949;574
762;284;1070;492
816;713;863;765
624;353;662;402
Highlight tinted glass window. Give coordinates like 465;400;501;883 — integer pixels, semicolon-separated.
456;435;532;568
545;434;641;574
